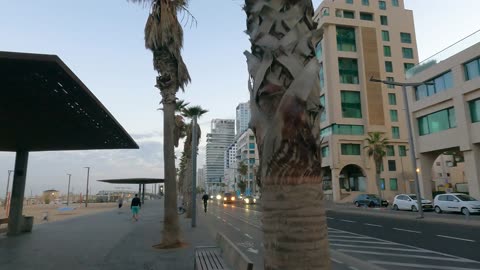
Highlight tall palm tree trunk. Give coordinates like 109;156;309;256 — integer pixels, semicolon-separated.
375;163;383;198
244;1;330;269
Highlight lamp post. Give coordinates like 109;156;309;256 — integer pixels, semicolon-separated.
191;115;198;228
4;170;14;210
84;167;90;207
66;174;72;206
370;77;433;219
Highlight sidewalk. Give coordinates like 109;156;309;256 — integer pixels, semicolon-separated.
325;200;480;227
0;199;382;270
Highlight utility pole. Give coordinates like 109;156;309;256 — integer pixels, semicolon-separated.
84;167;90;207
4;170;13;210
67;174;72;206
191;115;198;228
370;77;433;219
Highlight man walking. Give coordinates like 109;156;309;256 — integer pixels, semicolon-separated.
202;194;209;213
131;194;141;221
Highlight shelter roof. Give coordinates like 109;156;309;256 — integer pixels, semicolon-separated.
98;178;164;184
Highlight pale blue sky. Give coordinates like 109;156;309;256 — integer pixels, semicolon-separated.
1;0;479;196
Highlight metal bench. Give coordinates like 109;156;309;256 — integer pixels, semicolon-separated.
194;233;253;270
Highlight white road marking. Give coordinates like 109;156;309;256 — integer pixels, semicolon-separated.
227;222;233;226
437;235;476;243
328;235;370;239
247;248;259;254
330;258;344;264
222;219;227;222
393;228;421;234
329;239;401;245
330;243;431;252
233;227;241;231
327;217;334;220
245;233;254;239
340;219;356;223
349;267;359;270
369;261;480;270
337;249;474;263
364;223;382;227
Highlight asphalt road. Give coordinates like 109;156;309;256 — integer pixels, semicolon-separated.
203;201;480;270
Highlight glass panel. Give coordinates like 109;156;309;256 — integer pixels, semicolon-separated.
341;91;362;118
400;32;411;43
382;30;390;41
360;12;374;21
385;61;393;72
320;95;326;122
386;77;395;88
388;93;397;105
392;126;400;139
379;1;386;10
415;84;428;100
402;48;414;59
341;144;361;155
390;110;398;122
448;108;456;128
399;145;407;156
343;11;355;19
404;63;415;74
346;0;353;3
319;63;325;89
362;0;370;5
392;0;399;6
339;58;359;84
428;110;449;133
388;160;396;171
380;178;385;190
386;145;395;156
315;41;323;60
418;116;429;136
443;71;453;89
384;46;391;57
351;125;364;135
321;126;332;137
380;15;388;25
465;58;480;80
337;27;356;52
321;146;329;157
389;178;398;190
470;98;480;123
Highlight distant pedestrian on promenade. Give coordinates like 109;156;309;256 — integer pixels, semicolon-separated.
118;197;123;208
202;194;209;213
131;194;141;221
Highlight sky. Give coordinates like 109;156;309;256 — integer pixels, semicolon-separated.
1;0;479;197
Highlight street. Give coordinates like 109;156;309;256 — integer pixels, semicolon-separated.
202;200;480;270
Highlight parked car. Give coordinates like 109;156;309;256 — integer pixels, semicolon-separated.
392;194;433;211
223;193;236;204
243;196;257;205
353;194;389;207
434;193;480;215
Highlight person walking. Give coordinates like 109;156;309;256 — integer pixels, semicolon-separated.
118;197;124;209
131;194;141;221
202;194;209;213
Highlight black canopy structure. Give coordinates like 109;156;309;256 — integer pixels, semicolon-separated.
98;178;164;204
0;51;139;235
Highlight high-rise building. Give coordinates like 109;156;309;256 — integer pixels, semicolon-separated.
314;0;418;201
224;142;238;192
205;119;235;190
197;167;205;190
236;129;259;195
236;102;250;136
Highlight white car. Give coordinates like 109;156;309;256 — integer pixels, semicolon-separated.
434;193;480;215
392;194;433;211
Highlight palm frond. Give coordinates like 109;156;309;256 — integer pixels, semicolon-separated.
182;105;208;118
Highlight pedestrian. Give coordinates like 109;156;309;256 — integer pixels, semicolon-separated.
118;197;124;209
202;193;209;213
131;194;141;221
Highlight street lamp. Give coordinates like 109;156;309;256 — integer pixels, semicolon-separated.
84;167;90;207
66;174;72;206
370;77;433;219
4;170;14;210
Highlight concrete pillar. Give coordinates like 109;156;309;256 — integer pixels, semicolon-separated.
331;168;341;202
7;151;29;236
418;153;435;199
138;184;141;197
142;184;145;204
463;145;480;199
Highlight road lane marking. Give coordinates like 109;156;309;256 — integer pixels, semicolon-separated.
340;219;356;223
437;235;476;243
369;261;480;270
328;236;370;239
329;239;400;245
326;217;334;220
364;223;382;227
247;247;259;254
227;222;233;226
245;233;254;239
233;227;241;231
337;249;474;262
393;228;421;234
222;219;227;222
330;258;344;264
222;211;262;230
349;267;359;270
330;243;431;252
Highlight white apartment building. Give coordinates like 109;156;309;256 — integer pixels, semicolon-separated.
236;102;250;136
236;129;259;195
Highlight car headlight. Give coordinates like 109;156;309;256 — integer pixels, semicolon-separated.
253;198;256;203
216;195;222;200
224;197;227;201
231;197;235;201
239;196;243;199
210;195;213;199
245;198;250;203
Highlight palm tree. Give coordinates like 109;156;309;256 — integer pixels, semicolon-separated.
364;132;389;198
180;105;208;217
129;0;191;248
237;161;248;182
174;99;189;147
244;1;330;269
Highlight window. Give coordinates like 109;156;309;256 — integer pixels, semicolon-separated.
392;0;399;6
332;124;365;135
389;178;398;190
346;0;353;3
320;95;326;122
385;61;393;72
464;57;480;80
390;110;398;122
343;10;355;19
320;126;332;137
380;178;385;190
360;12;374;21
386;145;395;156
400;32;412;43
321;146;329;157
380;15;388;25
415;71;454;100
341;144;361;155
249;150;255;154
319;63;325;89
382;30;390;41
383;46;391;57
341;91;362;118
402;48;414;59
418;107;456;135
315;41;323;60
388;93;397;105
399;145;407;156
249;158;256;164
392;126;400;139
249;143;255;149
388;160;396;171
337;27;356;52
379;1;386;10
339;58;359;84
404;63;415;74
362;0;369;5
469;98;480;123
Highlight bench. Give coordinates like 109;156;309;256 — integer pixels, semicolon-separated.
194;233;253;270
